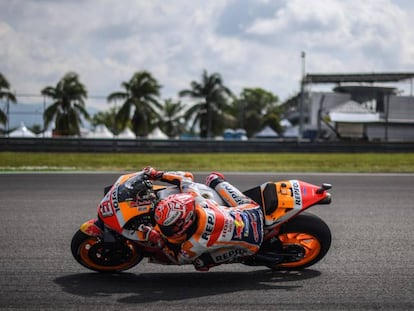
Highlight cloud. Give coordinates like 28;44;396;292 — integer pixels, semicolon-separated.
244;0;414;71
1;0;414;111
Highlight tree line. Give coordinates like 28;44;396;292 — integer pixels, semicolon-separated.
0;70;283;138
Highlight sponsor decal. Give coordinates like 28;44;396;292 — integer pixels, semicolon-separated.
223;183;245;205
249;211;260;242
201;211;215;241
270;181;303;225
99;201;113;217
213;248;247;263
241;213;250;237
80;220;102;236
137;199;152;206
292;180;302;207
111;187;120;212
221;218;233;238
233;212;245;239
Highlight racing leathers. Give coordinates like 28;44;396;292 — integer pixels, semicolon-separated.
145;168;264;271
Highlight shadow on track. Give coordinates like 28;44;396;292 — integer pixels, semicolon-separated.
54;269;321;304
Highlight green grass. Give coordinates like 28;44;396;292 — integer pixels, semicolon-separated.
1;152;414;173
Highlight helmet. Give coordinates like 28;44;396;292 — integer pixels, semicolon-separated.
154;193;196;238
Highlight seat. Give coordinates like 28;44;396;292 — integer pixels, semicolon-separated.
243;182;278;214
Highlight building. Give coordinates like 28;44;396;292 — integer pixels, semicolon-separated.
282;72;414;142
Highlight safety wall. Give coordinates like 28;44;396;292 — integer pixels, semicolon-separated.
1;137;413;153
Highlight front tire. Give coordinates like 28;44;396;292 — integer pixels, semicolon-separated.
71;230;143;273
266;212;332;270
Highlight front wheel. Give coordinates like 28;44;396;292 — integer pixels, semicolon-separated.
71;230;143;273
266;212;332;270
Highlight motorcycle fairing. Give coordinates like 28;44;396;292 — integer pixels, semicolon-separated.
244;180;330;228
97;173;155;234
121;227;149;241
265;180;303;227
80;218;103;237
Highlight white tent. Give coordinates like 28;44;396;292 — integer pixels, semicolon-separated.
37;130;53;138
87;125;114;138
116;127;136;139
9;122;36;137
280;119;293;128
280;119;299;138
148;127;168;139
255;126;279;138
283;125;300;138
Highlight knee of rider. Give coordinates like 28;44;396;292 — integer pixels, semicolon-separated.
184;172;194;181
162;171;194;185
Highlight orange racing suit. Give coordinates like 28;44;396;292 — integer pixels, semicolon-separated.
154;171;264;270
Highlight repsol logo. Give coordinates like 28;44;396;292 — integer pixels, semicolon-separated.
201;212;215;241
292;181;301;206
214;248;246;263
223;184;245;204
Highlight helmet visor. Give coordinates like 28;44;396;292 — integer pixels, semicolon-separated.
159;218;186;237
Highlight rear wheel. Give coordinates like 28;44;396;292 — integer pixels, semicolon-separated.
71;230;143;273
266;213;332;270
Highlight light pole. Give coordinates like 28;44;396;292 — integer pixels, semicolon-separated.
299;51;306;139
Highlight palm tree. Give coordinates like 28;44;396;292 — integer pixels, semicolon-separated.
158;98;186;138
41;72;89;136
91;107;125;136
233;88;280;137
107;71;162;137
179;70;233;138
0;73;17;127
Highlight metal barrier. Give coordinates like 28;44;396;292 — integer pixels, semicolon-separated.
1;137;414;153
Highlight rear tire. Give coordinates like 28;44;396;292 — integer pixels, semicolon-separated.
266;212;332;270
71;230;143;273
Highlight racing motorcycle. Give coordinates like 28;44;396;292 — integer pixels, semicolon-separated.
71;171;332;272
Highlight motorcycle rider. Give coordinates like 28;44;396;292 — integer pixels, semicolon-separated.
141;167;264;271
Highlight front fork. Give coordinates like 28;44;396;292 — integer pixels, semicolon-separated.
79;218;132;256
79;218;161;257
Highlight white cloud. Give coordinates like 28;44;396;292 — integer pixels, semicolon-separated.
244;0;414;73
1;0;414;111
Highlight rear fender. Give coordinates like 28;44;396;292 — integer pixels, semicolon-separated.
79;218;104;237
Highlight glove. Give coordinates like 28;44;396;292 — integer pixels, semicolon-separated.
143;166;164;180
205;172;225;188
139;225;164;248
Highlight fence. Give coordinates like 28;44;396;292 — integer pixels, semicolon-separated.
1;137;414;153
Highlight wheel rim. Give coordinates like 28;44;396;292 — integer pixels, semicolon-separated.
78;237;141;271
278;232;321;268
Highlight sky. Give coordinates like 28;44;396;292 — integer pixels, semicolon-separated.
2;0;414;111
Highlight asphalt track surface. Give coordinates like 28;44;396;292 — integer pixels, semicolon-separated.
0;172;413;310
